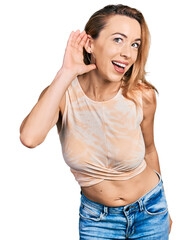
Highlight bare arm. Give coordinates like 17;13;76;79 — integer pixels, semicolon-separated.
20;30;96;148
140;87;173;233
19;69;72;148
140;88;160;172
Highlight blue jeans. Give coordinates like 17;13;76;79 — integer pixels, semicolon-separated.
79;171;169;239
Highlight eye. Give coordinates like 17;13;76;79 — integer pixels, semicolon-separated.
132;42;140;49
113;38;123;43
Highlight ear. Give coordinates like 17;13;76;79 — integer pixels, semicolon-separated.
84;35;94;54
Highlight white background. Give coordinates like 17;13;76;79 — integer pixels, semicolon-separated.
0;0;191;239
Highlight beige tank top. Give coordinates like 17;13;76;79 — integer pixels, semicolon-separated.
59;77;146;187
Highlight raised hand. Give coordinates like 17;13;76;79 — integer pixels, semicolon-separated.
62;30;96;78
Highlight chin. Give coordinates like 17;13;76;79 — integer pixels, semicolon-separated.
107;73;124;82
99;71;122;83
95;65;123;82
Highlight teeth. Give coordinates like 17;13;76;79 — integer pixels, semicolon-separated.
113;61;126;68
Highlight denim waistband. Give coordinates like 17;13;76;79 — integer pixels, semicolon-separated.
80;169;163;214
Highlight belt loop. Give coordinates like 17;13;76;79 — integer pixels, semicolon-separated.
138;199;144;212
103;206;108;215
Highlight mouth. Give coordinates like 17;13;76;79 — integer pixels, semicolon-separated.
112;60;129;73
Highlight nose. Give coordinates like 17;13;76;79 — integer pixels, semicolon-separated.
120;44;132;59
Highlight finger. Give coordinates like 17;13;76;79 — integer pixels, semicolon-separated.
84;38;89;47
71;29;80;47
84;38;90;51
75;30;86;46
66;31;75;47
78;34;88;50
85;64;97;73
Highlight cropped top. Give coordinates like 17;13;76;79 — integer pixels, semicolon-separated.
59;77;146;187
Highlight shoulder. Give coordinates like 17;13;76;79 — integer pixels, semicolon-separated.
142;88;156;107
139;83;157;119
138;82;156;106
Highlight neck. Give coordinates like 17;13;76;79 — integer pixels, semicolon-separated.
80;70;122;101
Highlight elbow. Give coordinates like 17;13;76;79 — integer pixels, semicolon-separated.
20;134;37;148
19;122;47;148
19;133;43;148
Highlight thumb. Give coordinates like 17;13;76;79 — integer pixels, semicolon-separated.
86;64;97;73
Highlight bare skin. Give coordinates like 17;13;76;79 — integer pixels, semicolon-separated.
73;16;160;207
20;30;96;147
58;74;161;208
20;15;172;232
81;166;160;207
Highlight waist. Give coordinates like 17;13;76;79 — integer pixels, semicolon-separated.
81;165;160;207
80;173;163;213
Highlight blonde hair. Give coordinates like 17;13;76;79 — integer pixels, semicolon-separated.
83;4;158;110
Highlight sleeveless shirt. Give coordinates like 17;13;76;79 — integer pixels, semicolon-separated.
59;77;146;187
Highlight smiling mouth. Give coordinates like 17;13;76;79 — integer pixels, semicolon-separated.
112;61;127;69
112;61;128;73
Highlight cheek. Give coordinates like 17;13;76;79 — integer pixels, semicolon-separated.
95;47;114;66
131;51;139;64
95;41;117;58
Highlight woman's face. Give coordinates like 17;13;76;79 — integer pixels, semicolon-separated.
90;15;141;82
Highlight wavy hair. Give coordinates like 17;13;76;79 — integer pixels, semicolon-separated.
83;4;158;110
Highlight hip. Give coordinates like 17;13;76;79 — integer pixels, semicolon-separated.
79;175;169;239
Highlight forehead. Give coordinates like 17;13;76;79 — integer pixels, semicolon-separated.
101;15;141;38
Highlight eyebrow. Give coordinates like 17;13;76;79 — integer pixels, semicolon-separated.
112;32;141;42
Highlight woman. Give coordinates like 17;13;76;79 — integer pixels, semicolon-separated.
20;4;172;239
